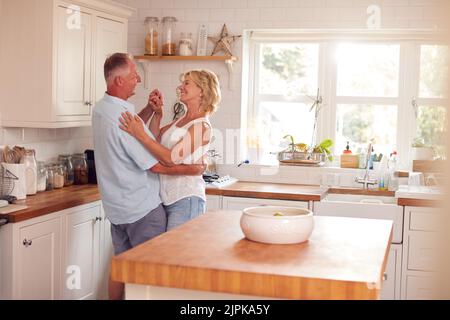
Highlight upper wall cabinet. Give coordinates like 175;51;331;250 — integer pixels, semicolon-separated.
0;0;133;128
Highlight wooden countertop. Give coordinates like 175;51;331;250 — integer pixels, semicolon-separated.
396;198;442;207
0;185;101;223
111;211;393;300
206;181;328;201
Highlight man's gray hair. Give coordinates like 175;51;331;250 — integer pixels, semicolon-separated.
104;53;133;83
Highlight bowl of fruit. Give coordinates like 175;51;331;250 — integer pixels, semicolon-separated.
240;206;314;244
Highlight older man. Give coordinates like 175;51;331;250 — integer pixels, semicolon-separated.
92;53;205;300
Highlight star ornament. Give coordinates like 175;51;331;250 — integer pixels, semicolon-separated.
208;24;241;57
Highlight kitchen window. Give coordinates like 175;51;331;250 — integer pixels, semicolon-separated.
244;31;449;167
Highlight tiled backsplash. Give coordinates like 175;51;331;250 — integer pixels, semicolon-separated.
0;127;93;162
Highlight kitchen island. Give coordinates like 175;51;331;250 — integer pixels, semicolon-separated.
111;210;393;300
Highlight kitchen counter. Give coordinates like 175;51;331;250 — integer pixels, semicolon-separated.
1;181;440;224
396;185;443;207
206;181;328;201
111;210;393;300
0;184;101;223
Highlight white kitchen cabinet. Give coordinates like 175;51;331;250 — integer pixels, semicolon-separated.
0;0;132;128
222;196;308;211
98;204;113;300
206;195;222;211
404;274;437;300
16;217;62;300
56;5;93;117
401;206;440;299
380;244;402;300
0;200;111;300
62;204;102;300
95;16;127;103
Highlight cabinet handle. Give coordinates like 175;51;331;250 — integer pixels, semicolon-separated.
23;239;32;247
383;273;388;281
94;216;103;223
84;101;92;106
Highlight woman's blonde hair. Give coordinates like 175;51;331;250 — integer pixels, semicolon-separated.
180;69;221;114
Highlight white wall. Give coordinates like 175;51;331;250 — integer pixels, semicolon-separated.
117;0;449;164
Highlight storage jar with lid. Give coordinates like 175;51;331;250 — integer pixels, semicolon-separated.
144;17;159;56
45;164;54;191
161;16;177;56
179;32;193;56
73;153;89;185
37;161;47;192
20;149;37;195
58;154;74;186
53;165;65;189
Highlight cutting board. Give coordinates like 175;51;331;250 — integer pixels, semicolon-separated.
0;204;28;214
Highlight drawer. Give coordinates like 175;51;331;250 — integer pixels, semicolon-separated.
409;210;440;231
407;232;438;271
406;275;436;300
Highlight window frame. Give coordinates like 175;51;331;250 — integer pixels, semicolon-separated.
243;30;448;169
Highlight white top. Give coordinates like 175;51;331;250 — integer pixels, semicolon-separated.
159;115;211;206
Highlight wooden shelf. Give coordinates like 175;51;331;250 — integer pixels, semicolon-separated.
134;55;238;90
134;55;237;61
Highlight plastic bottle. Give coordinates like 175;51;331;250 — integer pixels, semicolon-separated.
197;24;208;56
388;151;399;191
378;155;388;191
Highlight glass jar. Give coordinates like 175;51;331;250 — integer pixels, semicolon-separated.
58;154;74;186
178;32;193;56
20;149;37;195
37;161;47;192
73;153;89;185
53;165;65;189
45;165;54;191
144;17;159;56
161;16;177;56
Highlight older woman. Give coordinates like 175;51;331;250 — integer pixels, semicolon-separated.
119;69;221;231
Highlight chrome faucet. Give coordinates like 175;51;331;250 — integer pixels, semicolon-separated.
355;142;378;189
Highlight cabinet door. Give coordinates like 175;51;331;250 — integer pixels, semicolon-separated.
94;17;126;103
63;205;101;300
405;275;436;300
56;6;92;116
222;196;308;211
380;244;402;300
17;217;61;300
206;195;222;211
99;206;113;300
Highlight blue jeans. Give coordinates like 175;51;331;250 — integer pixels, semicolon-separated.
165;196;206;231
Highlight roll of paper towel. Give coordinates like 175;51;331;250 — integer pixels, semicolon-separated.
1;163;27;200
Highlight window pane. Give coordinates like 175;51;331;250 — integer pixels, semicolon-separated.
259;43;319;96
256;101;316;151
419;45;449;98
336;104;397;155
416;105;447;158
336;43;400;97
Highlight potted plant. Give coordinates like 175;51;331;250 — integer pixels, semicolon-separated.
411;138;434;160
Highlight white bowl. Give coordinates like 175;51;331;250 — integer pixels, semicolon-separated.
240;206;314;245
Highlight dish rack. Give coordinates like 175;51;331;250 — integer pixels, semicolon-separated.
277;151;326;167
0;163;18;200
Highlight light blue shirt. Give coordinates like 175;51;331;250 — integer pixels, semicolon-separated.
92;93;161;225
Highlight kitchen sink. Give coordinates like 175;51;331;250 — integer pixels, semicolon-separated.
323;193;397;204
314;193;403;243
